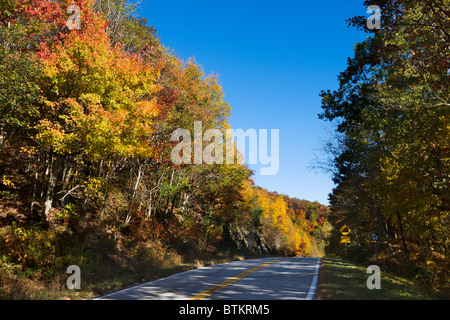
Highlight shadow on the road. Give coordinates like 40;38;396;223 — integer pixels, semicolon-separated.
97;257;320;300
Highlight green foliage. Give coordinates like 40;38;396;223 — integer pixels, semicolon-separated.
0;22;41;141
1;222;61;271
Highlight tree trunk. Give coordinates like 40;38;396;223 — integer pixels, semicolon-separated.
396;210;409;257
100;191;109;218
43;152;58;220
78;198;88;229
30;153;42;214
164;169;175;216
169;193;178;216
376;207;395;256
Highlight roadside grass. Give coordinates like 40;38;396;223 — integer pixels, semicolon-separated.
316;258;434;300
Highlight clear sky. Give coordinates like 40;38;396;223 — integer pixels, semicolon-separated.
139;0;370;205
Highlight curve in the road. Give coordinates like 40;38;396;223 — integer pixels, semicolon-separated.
95;257;322;300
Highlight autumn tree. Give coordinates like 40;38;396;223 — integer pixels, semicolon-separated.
320;0;449;295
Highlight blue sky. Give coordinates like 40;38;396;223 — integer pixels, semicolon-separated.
139;0;370;205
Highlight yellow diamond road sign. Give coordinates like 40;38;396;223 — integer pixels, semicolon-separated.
340;225;351;236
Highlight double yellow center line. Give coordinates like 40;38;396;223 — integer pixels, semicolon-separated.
189;258;285;300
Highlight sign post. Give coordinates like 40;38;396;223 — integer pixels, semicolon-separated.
370;233;379;264
340;225;352;260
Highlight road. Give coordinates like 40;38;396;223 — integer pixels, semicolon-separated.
95;257;321;300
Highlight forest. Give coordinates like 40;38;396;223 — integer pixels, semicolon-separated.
319;0;449;298
0;0;330;299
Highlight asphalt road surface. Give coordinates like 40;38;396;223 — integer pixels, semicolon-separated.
95;257;321;300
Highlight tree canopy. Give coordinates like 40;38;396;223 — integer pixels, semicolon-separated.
319;0;449;297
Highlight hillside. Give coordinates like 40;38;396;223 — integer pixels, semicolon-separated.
0;0;329;299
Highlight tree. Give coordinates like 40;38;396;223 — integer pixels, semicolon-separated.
320;0;449;268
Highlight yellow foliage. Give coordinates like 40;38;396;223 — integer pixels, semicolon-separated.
245;186;319;256
2;176;15;187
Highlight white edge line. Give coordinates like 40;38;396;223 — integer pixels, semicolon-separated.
306;257;322;300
